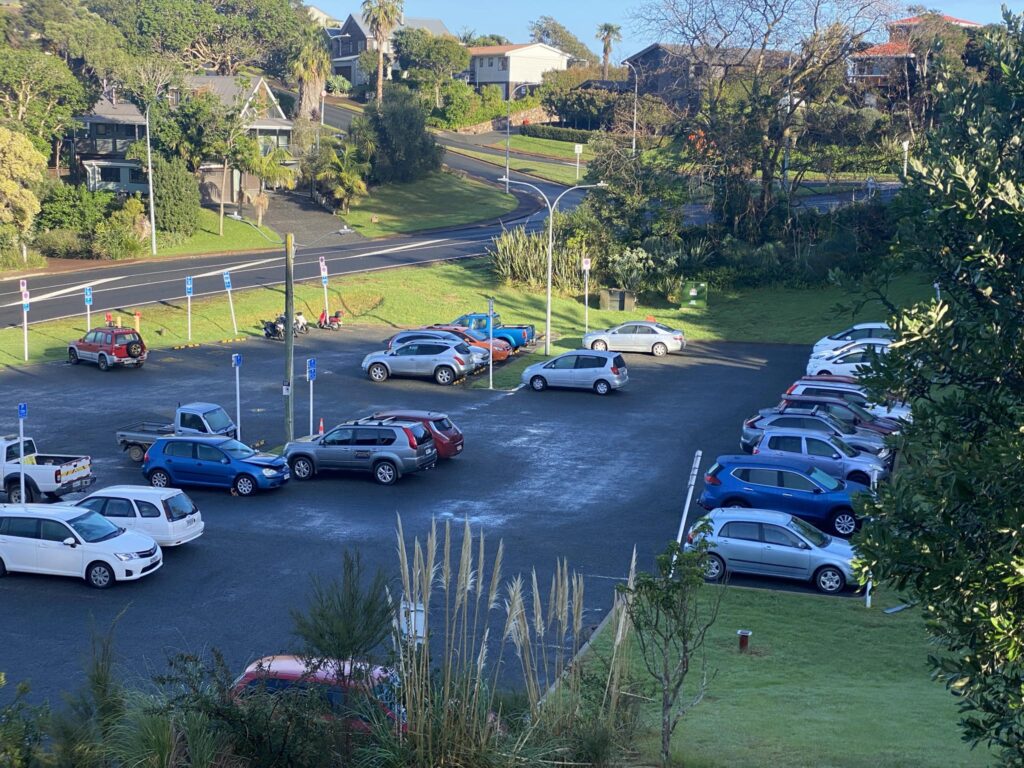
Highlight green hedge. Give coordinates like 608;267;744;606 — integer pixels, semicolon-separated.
520;124;598;143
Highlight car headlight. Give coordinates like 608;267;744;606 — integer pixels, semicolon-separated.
115;552;140;562
878;448;891;459
262;467;279;477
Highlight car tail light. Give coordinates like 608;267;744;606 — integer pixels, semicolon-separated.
403;427;417;449
453;356;465;365
674;335;683;340
143;450;149;463
611;366;620;374
704;473;721;486
686;530;695;544
752;445;760;454
54;469;61;483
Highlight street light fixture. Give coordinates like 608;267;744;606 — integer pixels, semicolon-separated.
499;177;607;354
505;82;539;193
622;60;639;156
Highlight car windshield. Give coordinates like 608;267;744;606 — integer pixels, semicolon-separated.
808;466;841;491
432;417;453;431
844;400;875;421
833;436;858;458
828;327;856;340
165;492;196;521
464;328;487;341
787;516;830;547
220;440;255;459
68;511;122;543
204;407;233;431
822;413;855;435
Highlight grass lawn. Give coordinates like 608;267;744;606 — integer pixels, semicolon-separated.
593;586;991;767
484;135;596;162
156;208;280;257
3;258;931;368
345;172;518;238
445;147;584;186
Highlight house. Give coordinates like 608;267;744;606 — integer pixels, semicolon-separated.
466;43;570;98
849;14;981;85
73;75;293;204
324;13;452;87
305;5;340;27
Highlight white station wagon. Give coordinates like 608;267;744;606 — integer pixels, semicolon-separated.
0;503;162;588
76;485;204;547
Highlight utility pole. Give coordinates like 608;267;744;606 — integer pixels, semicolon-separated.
284;233;295;442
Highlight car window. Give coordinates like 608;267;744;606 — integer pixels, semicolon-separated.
204;408;232;432
809;467;842;491
77;497;107;514
612;355;626;369
546;355;577;370
731;468;749;481
806;438;837;458
771;417;804;429
67;511;122;543
763;525;803;547
165;493;195;521
196;444;225;462
40;519;72;542
378;429;396;446
635;325;656;334
719;521;760;541
220;440;255;459
103;498;136;517
5;439;34;462
394;344;419;356
788;516;829;546
410;423;432;443
137;501;162;519
780;471;817;491
575;355;605;369
432;417;453;431
114;332;140;345
613;325;636;334
3;517;38;538
180;413;207;432
838;352;866;364
164;441;194;458
102;332;113;345
833;437;858;458
453;343;473;355
355;428;382;447
747;468;780;487
767;435;802;453
654;323;675;333
323;428;354;446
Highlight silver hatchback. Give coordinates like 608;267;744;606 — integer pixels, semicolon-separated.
583;321;686;357
362;340;477;385
521;350;628;395
686;508;855;594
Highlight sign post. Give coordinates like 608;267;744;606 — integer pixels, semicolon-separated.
487;298;494;390
319;256;329;319
84;286;93;329
574;143;583;181
185;276;194;341
17;402;26;508
231;353;242;442
581;258;591;334
223;272;237;335
21;288;29;361
306;357;316;435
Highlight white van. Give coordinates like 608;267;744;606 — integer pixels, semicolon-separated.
0;504;162;588
76;486;204;547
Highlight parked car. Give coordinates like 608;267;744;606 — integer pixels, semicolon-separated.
687;508;855;593
385;330;489;367
361;341;477;385
450;313;535;349
422;325;513;362
698;455;869;537
806;340;890;377
785;377;912;422
752;428;889;485
68;327;147;370
521;350;628;395
116;402;237;463
283;418;437;485
582;321;686;357
142;437;289;496
811;323;893;355
777;395;901;435
0;503;162;588
741;408;889;456
76;485;204;547
1;435;95;504
365;410;464;459
232;656;404;730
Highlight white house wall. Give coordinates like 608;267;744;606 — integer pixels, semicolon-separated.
508;51;569;85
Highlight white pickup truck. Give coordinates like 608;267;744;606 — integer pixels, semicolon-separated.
1;436;95;503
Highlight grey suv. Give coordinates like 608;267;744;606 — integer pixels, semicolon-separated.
361;341;479;385
283;419;437;485
753;428;889;484
741;408;887;456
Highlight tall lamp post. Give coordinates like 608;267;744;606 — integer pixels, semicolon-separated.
622;60;639;156
500;178;606;354
505;82;538;193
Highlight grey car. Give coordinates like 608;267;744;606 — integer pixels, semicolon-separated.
521;350;628;395
385;330;488;368
361;340;478;385
583;321;686;357
283;418;437;485
741;407;888;456
753;428;889;485
687;508;855;594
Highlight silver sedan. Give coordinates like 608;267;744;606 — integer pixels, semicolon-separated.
583;321;686;357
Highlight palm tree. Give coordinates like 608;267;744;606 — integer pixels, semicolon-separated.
360;0;404;103
596;23;622;80
241;145;296;228
290;26;331;123
317;142;370;214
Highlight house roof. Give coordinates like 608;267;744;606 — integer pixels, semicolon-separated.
890;14;981;28
79;95;147;125
468;43;569;59
341;13;451;39
851;40;914;58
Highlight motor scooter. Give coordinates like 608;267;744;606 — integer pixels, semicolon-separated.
317;310;344;330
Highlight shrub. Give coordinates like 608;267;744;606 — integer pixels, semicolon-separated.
325;74;351;94
368;85;443;183
35;228;89;259
520;124;596;143
37;184;115;234
604;247;655;293
151;155;199;236
92;197;148;260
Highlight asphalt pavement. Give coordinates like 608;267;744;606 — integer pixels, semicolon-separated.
0;330;811;705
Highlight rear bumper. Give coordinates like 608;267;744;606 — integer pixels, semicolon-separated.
437;438;464;459
53;475;97;497
161;521;205;547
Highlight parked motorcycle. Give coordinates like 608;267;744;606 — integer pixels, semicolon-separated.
262;318;285;340
294;311;309;335
317;310;344;330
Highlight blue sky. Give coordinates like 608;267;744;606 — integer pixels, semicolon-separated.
316;1;1010;64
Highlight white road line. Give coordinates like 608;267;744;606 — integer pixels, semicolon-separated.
1;275;128;308
191;256;283;279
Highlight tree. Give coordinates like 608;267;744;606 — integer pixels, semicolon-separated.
0;125;47;254
366;86;442;182
393;28;470;108
207;105;253;236
361;0;404;103
289;23;331;122
316;142;369;214
239;144;296;228
617;539;722;767
529;16;598;66
854;13;1024;764
596;23;622;79
149;155;199;235
458;29;511;46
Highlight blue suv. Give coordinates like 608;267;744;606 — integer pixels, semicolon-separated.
698;455;868;537
143;437;289;497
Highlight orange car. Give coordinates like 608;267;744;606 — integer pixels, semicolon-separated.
423;324;513;362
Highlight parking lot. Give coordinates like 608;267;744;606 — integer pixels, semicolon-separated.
1;328;808;703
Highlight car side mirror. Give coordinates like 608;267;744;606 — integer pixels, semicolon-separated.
62;537;76;547
813;487;823;494
832;453;841;460
799;541;811;550
222;458;230;464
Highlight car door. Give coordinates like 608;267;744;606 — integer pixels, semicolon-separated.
96;496;138;533
573;355;604;388
351;428;384;472
761;434;804;464
740;468;783;508
0;516;39;571
161;441;196;483
133;499;166;542
610;325;640;351
633;325;658;352
177;411;208;435
36;519;85;576
316;427;355;470
388;344;420;376
715;520;763;574
804;436;844;478
778;470;824;517
760;524;812;579
77;331;99;362
194;443;231;488
419;343;450;376
542;354;578;387
834;351;868;376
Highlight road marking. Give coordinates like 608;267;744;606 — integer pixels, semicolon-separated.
191;256;283;279
1;275;127;307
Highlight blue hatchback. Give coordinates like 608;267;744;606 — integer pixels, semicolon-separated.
697;455;868;537
143;437;289;497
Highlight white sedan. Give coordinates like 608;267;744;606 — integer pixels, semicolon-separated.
806;340;890;377
811;323;893;355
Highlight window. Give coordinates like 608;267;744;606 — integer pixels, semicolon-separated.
137;501;162;519
763;525;802;548
323;428;354;446
767;435;802;453
808;467;841;491
95;123;109;136
204;408;232;432
488;57;494;67
163;441;194;459
4;517;39;538
546;355;577;370
77;498;107;514
409;423;432;444
180;413;207;432
102;333;113;345
103;498;136;518
114;332;141;345
394;344;419;356
837;352;867;364
731;468;749;481
128;167;146;185
378;430;396;446
84;331;100;343
40;520;72;542
613;325;638;335
635;325;656;334
354;429;383;446
419;344;448;356
5;439;33;462
99;166;122;183
720;521;759;541
432;417;453;431
806;438;837;458
164;494;195;521
780;471;817;492
612;355;627;369
499;58;507;71
196;444;225;462
747;468;780;487
575;355;604;369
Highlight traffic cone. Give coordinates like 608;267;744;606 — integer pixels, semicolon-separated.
318;417;324;435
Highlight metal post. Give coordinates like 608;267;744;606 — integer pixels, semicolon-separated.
675;450;703;547
307;358;315;436
545;200;554;355
145;104;157;256
575;152;580;180
902;139;910;178
488;297;494;390
17;403;26;509
22;302;28;362
505;92;512;194
234;357;242;443
866;578;873;608
224;273;237;335
187;295;192;341
284;233;295;442
584;266;589;334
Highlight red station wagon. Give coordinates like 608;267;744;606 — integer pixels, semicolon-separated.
68;328;148;371
369;410;464;458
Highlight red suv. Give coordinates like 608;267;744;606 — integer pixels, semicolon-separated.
370;410;464;458
68;328;147;370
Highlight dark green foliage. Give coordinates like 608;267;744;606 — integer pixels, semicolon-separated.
519;124;597;143
150;155;199;236
528;16;598;65
367;86;443;183
34;228;90;259
0;677;47;768
92;197;147;260
37;184;115;234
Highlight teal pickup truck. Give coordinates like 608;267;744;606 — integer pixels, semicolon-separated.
450;313;536;350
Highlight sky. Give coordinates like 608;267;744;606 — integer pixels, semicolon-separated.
316;0;1011;64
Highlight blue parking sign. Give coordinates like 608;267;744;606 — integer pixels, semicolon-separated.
22;302;29;312
18;403;27;419
307;357;316;381
222;272;232;290
84;287;93;306
321;275;328;286
232;353;242;368
185;276;193;296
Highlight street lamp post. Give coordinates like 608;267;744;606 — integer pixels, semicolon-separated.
622;60;639;156
499;178;606;354
505;82;538;193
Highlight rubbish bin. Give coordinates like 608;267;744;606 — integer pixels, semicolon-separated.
737;629;752;652
599;288;636;311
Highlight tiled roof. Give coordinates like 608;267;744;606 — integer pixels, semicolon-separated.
468;44;531;56
890;14;981;27
851;40;914;58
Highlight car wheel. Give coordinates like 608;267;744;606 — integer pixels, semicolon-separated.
593;379;611;396
0;557;6;578
373;460;398;485
652;342;668;357
848;471;870;486
127;443;146;463
814;566;846;594
68;348;80;365
368;363;389;382
126;341;143;359
591;340;608;351
290;456;315;480
530;375;547;392
434;366;455;385
97;355;110;372
722;497;751;508
86;561;114;589
703;553;726;582
830;508;858;537
233;474;257;497
148;469;171;488
816;370;832;376
5;483;34;504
